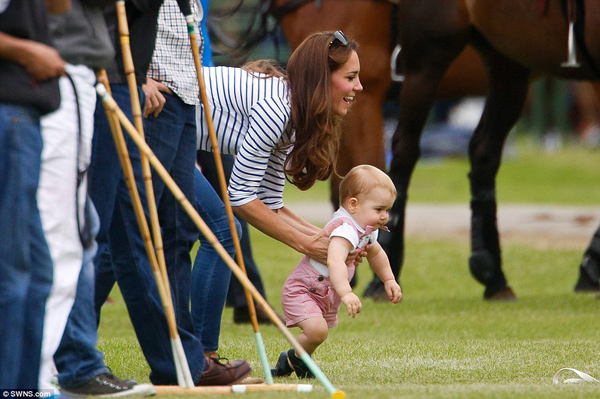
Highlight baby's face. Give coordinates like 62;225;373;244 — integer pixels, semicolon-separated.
352;187;395;230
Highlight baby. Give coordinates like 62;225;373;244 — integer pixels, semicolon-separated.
272;165;402;378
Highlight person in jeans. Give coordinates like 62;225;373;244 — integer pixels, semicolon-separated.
190;31;365;356
55;0;251;391
0;0;65;389
196;151;284;325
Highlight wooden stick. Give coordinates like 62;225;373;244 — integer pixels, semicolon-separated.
155;383;314;395
115;0;168;284
184;15;274;383
96;83;346;399
185;17;261;334
96;71;193;387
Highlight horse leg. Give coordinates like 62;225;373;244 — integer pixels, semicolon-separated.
467;44;530;301
364;12;469;300
573;80;600;291
574;223;600;292
336;93;387;289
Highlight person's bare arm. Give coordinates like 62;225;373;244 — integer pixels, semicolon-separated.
0;32;65;81
328;237;361;318
233;199;340;263
273;205;320;235
367;242;402;303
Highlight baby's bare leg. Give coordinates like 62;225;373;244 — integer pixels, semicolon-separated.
296;317;329;354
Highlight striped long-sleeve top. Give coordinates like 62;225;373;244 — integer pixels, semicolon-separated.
196;66;294;210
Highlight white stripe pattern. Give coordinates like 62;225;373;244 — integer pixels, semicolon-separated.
197;66;293;209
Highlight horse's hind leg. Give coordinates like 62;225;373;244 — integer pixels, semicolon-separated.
574;223;600;291
467;45;529;301
364;2;469;300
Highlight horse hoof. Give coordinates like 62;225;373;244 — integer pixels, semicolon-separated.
363;279;381;297
469;250;496;285
574;255;600;292
484;286;517;302
574;274;600;292
363;281;390;302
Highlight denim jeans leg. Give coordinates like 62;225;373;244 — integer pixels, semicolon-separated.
144;93;201;352
55;198;108;388
191;168;238;352
102;90;204;385
0;104;52;389
88;84;131;307
196;151;267;308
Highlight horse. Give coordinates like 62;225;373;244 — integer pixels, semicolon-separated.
215;0;600;300
268;0;489;208
377;0;600;301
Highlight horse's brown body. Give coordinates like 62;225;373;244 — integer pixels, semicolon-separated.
467;0;600;78
269;0;600;300
273;0;488;206
384;0;600;300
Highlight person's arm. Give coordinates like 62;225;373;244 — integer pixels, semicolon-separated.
0;32;65;81
274;206;320;235
367;242;402;303
233;199;341;263
327;236;361;318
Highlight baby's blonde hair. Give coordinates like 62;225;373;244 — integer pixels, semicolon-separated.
339;165;396;205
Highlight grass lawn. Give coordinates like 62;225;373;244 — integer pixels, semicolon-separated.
96;143;600;398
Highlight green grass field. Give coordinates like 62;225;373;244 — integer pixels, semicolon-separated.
283;139;600;206
96;143;599;399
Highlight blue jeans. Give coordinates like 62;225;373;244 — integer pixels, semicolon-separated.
59;85;205;385
0;104;53;389
144;92;198;347
54;198;109;388
191;168;239;352
196;151;268;308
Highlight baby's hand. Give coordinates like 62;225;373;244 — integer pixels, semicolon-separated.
384;280;402;304
341;292;362;318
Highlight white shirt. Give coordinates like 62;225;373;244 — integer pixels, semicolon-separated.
309;207;380;276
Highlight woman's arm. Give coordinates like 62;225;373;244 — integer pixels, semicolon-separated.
273;206;320;235
233;199;340;263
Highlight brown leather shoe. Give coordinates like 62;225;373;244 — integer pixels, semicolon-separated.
196;356;252;386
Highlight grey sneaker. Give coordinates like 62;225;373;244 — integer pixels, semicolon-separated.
60;373;156;398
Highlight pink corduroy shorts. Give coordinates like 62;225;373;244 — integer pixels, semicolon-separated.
281;258;354;328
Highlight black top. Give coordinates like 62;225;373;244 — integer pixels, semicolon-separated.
0;0;60;115
104;0;164;86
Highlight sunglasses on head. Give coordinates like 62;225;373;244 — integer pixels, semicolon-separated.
329;30;349;47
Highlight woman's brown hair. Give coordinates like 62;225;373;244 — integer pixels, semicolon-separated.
285;31;358;190
242;32;358;191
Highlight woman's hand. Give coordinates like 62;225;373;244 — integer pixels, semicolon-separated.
347;244;370;266
302;220;343;263
142;77;170;117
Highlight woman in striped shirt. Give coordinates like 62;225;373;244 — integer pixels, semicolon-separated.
197;30;363;262
192;31;363;358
